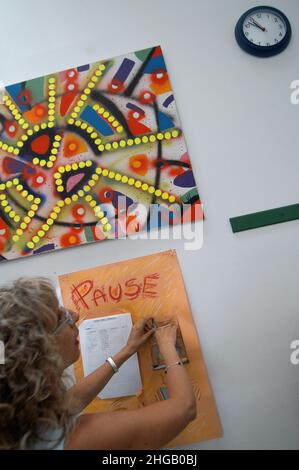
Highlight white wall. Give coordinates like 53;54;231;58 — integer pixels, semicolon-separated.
0;0;298;450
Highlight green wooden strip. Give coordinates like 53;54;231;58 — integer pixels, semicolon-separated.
230;203;299;233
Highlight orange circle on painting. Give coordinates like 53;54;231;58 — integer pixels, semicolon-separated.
35;105;47;117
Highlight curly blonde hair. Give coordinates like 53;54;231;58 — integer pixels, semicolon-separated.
0;277;72;449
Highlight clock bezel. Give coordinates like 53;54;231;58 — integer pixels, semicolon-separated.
235;5;292;57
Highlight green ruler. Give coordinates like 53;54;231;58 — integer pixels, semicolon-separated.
230;203;299;233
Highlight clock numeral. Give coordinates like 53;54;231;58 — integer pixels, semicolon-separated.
245;32;249;37
266;42;270;46
274;17;278;22
275;39;278;43
245;23;251;29
279;32;283;37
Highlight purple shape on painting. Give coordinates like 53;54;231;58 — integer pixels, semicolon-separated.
77;64;90;72
113;58;135;82
163;95;174;108
174;170;196;188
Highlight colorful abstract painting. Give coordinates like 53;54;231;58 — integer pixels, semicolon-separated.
0;46;201;262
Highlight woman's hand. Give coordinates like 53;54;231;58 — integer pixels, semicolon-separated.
154;317;178;354
125;317;156;355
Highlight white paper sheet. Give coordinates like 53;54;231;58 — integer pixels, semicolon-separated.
79;313;142;399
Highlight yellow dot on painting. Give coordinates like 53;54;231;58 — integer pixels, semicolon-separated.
85;195;92;202
78;190;84;197
72;163;78;171
14;215;20;223
148;186;155;194
92;174;99;181
91;132;97;139
142;136;149;144
40;160;46;167
17;141;24;148
96;211;104;219
115;173;121;181
103;111;110;119
27;129;34;136
68;119;75;125
128;178;135;186
164;132;171;140
101;217;108;225
105;143;112;151
53;206;61;213
8;211;15;218
24;216;31;224
5;181;12;188
27;242;35;249
32;236;40;243
169;195;176;203
16;229;23;236
27;195;34;202
13;148;20;155
86;160;92;167
135;181;142;188
12;235;19;242
95;138;101;145
134;137;141;145
65;164;72;172
57;186;64;192
64;198;72;205
96;167;102;175
98;144;105;151
20;222;27;230
34;197;41;204
31;204;38;211
38;230;45;238
47;162;54;168
90;200;97;208
28;210;35;218
149;135;156;143
162;192;169;200
155;189;162;197
48;77;56;84
171;130;179;138
119;140;126;148
12;178;19;185
102;169;109;177
21;190;28;198
71;194;79;202
89;180;95;187
142;183;149;191
116;126;123;133
49;155;56;162
58;166;65;173
112;142;119;149
33;158;39;165
78;161;85;169
83;185;90;192
157;133;164;140
127;139;134;146
42;224;49;231
47;218;54;226
50;212;58;220
121;175;128;183
103;223;111;232
108;171;115;179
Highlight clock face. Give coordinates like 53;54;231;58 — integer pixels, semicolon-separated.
243;10;286;47
235;6;291;57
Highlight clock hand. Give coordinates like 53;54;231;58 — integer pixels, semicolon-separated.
249;17;267;32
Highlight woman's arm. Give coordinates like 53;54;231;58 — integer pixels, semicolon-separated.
66;317;155;413
65;346;133;414
65;321;197;449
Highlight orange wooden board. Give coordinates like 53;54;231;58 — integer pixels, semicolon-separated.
58;249;222;447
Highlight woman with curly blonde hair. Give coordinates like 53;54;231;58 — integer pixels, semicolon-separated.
0;277;196;450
